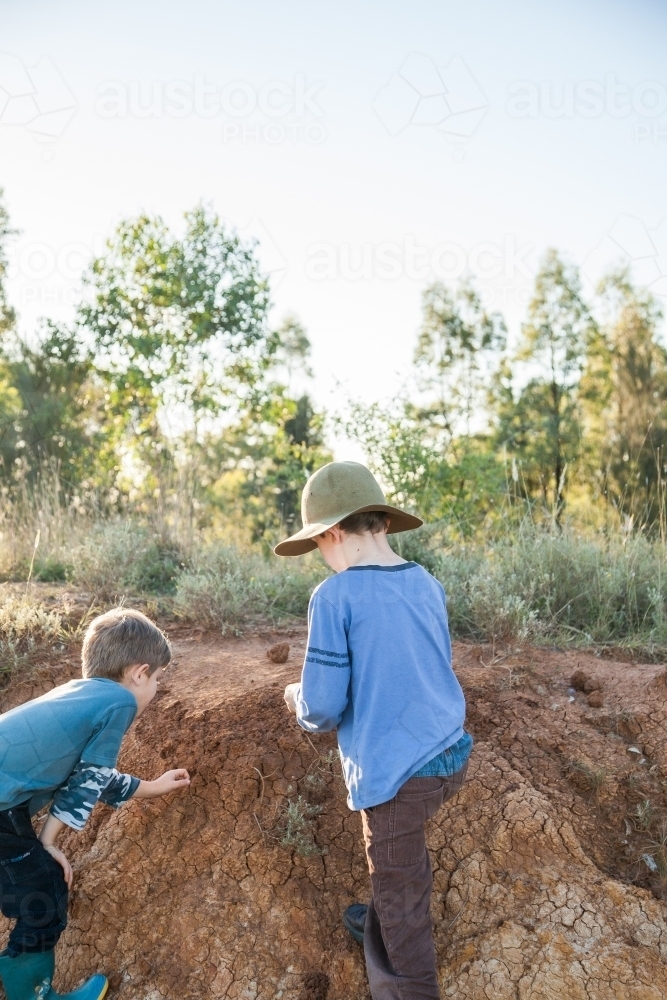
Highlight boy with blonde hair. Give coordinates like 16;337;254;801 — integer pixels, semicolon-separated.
0;608;190;1000
277;462;471;1000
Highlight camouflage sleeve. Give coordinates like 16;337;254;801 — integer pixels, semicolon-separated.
99;770;140;808
50;762;140;830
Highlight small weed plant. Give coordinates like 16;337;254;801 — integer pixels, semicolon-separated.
565;759;608;796
278;795;324;857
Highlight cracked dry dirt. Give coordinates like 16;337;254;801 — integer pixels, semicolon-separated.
3;633;667;1000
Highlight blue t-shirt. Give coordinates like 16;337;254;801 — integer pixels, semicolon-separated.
0;677;137;815
294;562;468;810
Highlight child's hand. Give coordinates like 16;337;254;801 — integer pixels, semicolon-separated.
152;769;191;796
284;682;300;714
135;769;191;799
43;845;73;889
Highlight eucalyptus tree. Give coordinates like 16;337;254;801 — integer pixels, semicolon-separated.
583;269;667;528
78;204;272;507
414;280;506;439
496;250;595;520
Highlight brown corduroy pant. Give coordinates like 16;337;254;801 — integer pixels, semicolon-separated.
360;765;468;1000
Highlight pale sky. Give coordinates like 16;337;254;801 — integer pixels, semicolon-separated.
1;0;666;446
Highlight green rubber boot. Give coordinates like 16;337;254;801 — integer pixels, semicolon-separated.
0;949;54;1000
41;973;108;1000
0;950;107;1000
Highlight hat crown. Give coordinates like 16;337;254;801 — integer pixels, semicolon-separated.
302;462;386;527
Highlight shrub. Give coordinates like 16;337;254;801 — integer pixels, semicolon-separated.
430;525;667;655
68;523;186;597
0;593;64;675
33;557;70;583
124;541;184;594
174;544;324;633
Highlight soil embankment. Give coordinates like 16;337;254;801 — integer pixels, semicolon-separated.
3;633;667;999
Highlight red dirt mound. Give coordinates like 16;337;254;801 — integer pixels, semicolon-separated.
2;635;667;999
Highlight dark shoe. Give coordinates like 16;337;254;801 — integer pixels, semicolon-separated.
343;903;367;944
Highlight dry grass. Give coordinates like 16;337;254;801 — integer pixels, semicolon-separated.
4;478;667;658
0;590;66;677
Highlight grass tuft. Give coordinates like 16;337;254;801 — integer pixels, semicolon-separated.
564;759;608;795
278;794;324;857
0;593;64;676
431;526;667;656
174;544;324;633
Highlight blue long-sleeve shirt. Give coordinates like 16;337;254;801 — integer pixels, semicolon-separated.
295;561;468;810
0;677;138;819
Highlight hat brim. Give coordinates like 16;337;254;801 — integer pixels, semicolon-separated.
273;504;424;557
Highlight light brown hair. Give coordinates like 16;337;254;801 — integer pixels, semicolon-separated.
82;608;171;680
338;510;390;536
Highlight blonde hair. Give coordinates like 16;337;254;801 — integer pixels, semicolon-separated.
82;608;171;680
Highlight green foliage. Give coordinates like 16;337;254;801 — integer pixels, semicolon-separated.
0;189;16;337
344;399;506;534
174;543;325;632
208;385;331;547
2;189;667;662
31;557;69;583
494;250;596;518
126;541;184;594
76;204;273;507
4;477;667;658
0;323;100;485
80;205;271;422
434;526;667;654
0;198;326;548
11;555;72;583
68;522;186;597
341;282;507;538
415;280;506;436
583;270;667;528
273;314;313;379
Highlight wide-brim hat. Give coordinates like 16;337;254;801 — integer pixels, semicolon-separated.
274;461;423;556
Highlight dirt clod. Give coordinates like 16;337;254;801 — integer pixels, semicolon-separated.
587;689;604;707
299;972;330;999
570;668;589;690
267;641;290;663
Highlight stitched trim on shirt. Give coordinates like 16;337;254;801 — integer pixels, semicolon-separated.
305;655;350;668
308;646;348;659
312;591;348;623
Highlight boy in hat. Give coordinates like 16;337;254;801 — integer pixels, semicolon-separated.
0;608;190;1000
277;461;472;1000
